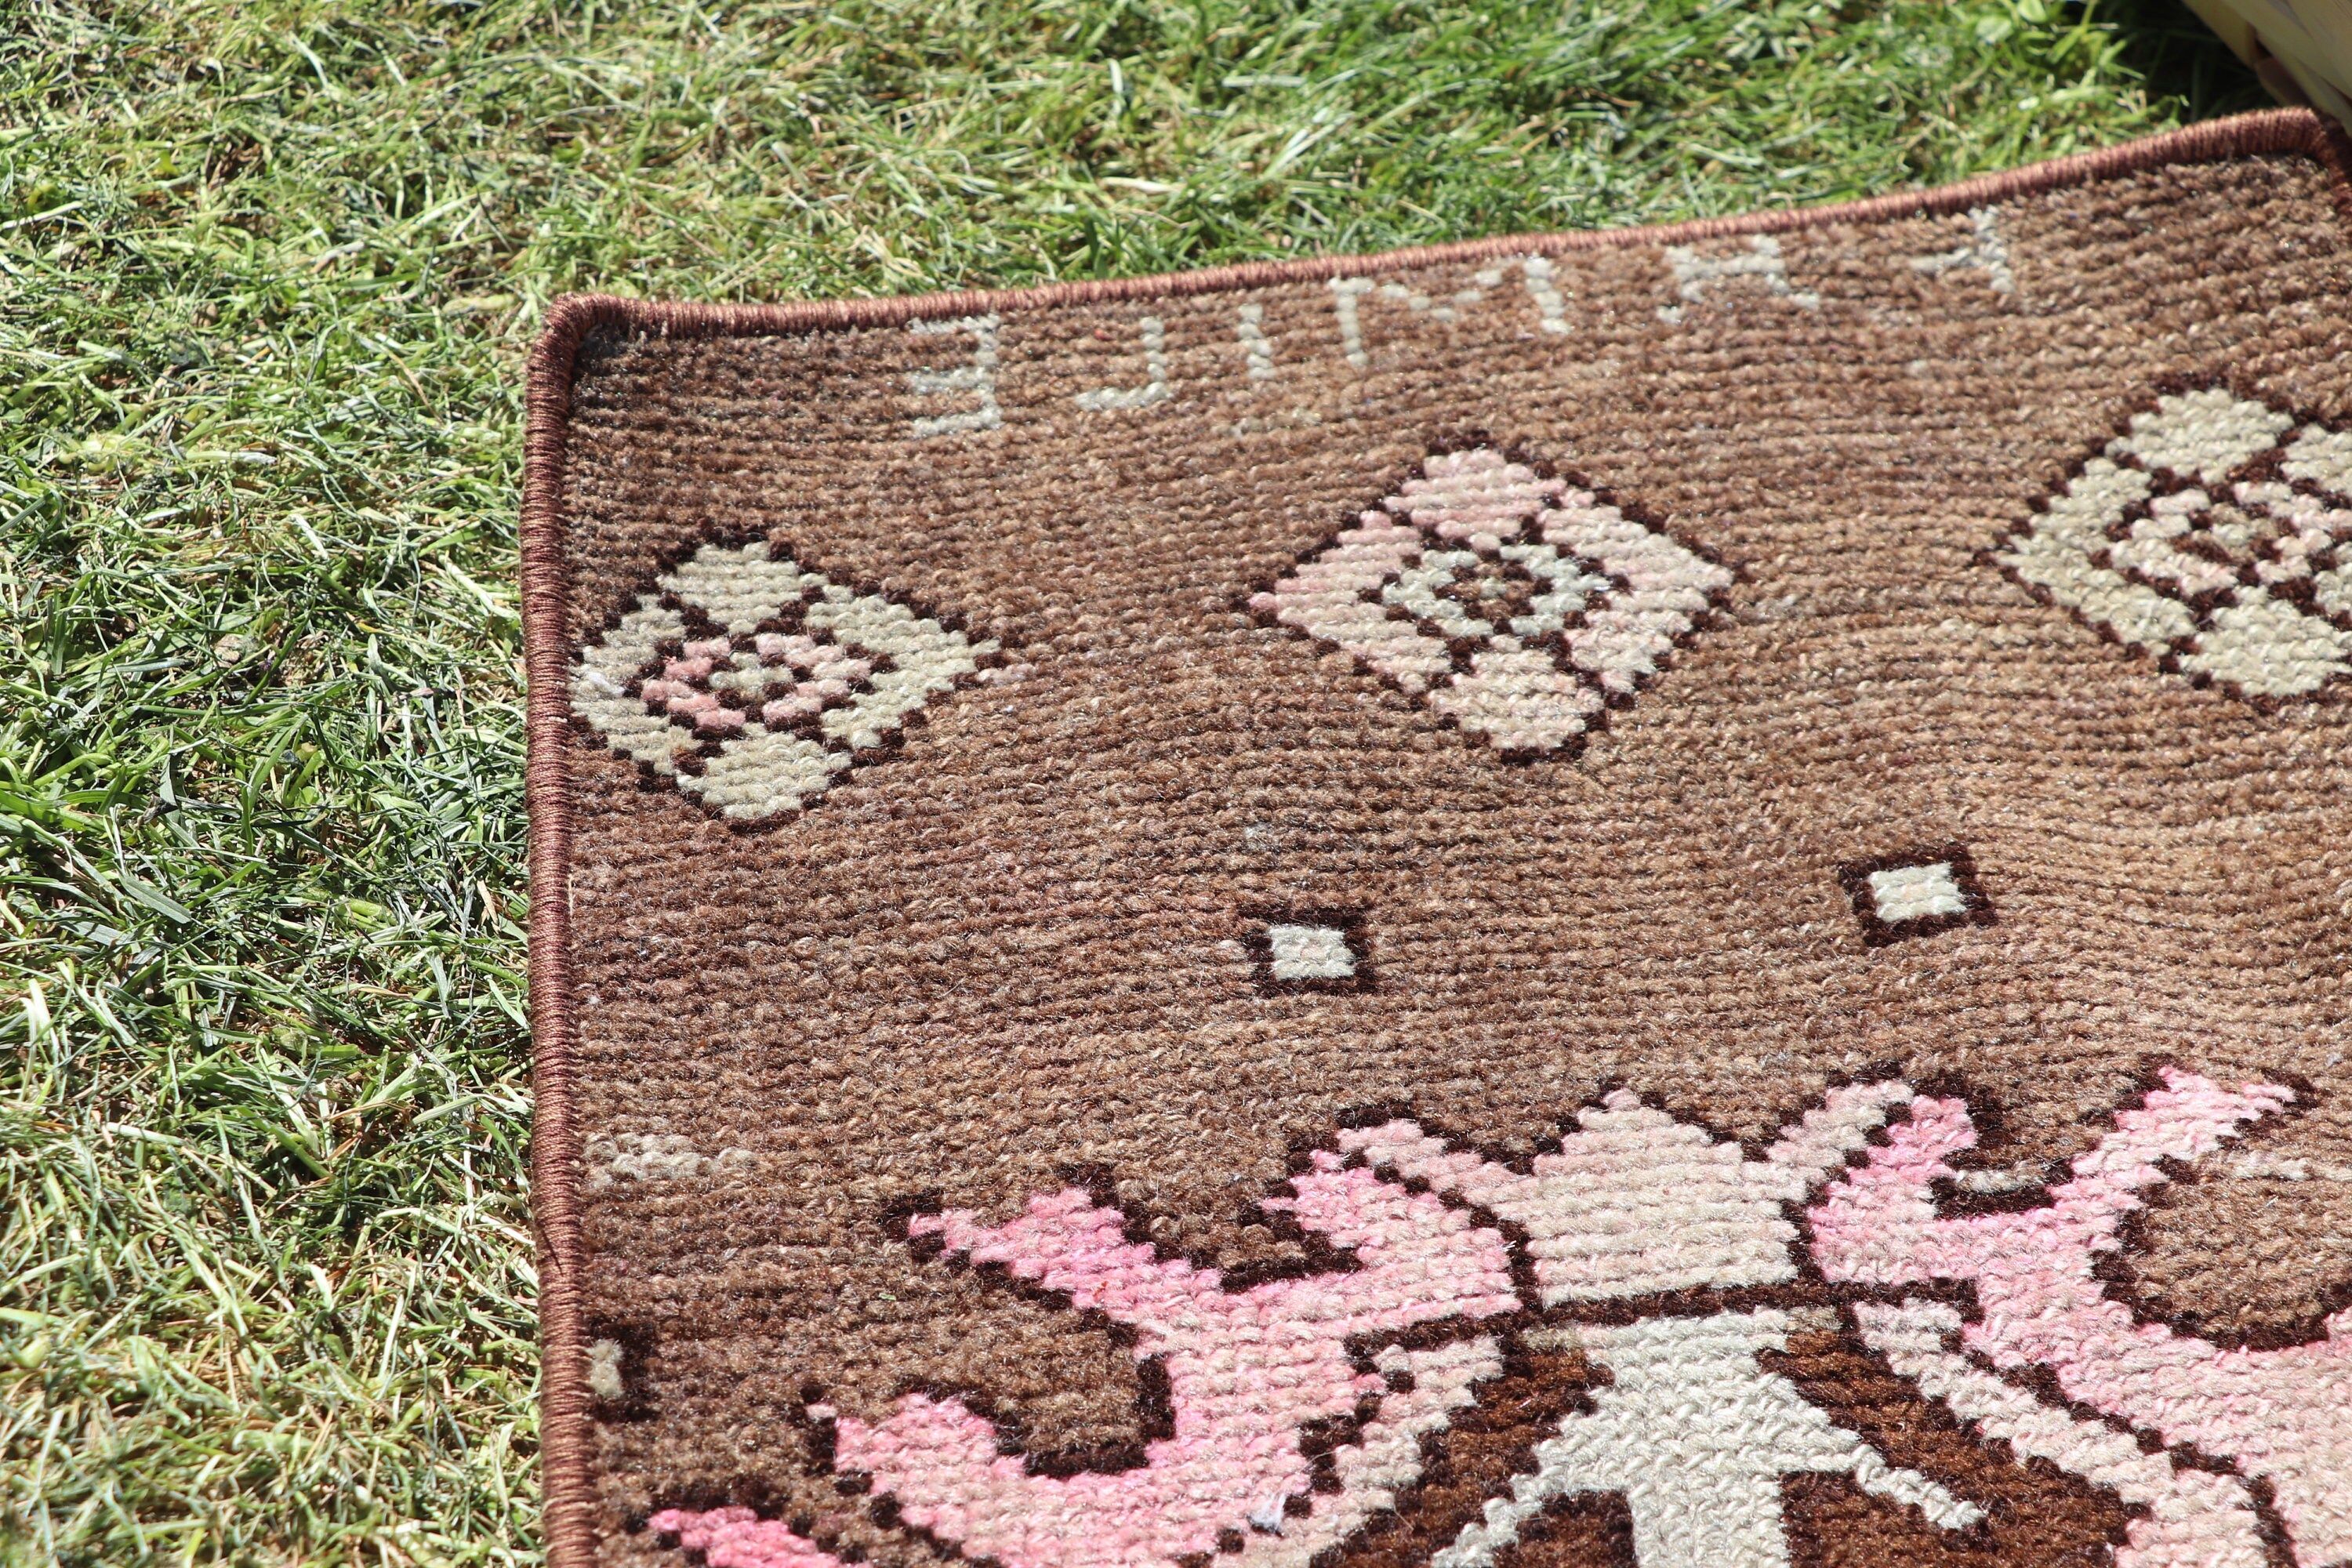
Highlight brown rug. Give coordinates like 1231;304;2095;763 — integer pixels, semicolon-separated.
521;108;2352;1568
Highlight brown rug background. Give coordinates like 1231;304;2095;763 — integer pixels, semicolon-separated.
522;109;2352;1568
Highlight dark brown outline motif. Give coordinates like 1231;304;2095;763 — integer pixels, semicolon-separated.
518;109;2352;1568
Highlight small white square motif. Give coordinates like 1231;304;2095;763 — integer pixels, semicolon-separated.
1265;923;1357;982
1866;862;1968;924
1841;845;1993;947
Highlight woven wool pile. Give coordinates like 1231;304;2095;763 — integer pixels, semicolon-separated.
522;110;2352;1568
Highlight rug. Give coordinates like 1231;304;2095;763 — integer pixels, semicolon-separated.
521;107;2352;1568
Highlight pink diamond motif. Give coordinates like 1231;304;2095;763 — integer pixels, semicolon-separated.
571;539;1001;821
1994;387;2352;701
1250;448;1733;756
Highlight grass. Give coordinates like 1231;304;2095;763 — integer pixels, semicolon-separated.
0;1;2263;1563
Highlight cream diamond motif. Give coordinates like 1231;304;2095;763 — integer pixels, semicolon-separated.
570;539;1000;821
1994;387;2352;701
1250;448;1733;757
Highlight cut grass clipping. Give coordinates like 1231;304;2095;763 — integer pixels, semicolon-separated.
0;2;2259;1563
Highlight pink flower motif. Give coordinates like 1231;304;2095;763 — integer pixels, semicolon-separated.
826;1152;1520;1568
1809;1067;2352;1568
639;1073;2351;1568
644;1507;850;1568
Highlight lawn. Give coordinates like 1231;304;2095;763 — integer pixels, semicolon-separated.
0;2;2264;1563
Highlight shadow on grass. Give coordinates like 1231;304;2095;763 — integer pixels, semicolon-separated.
2103;0;2274;118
